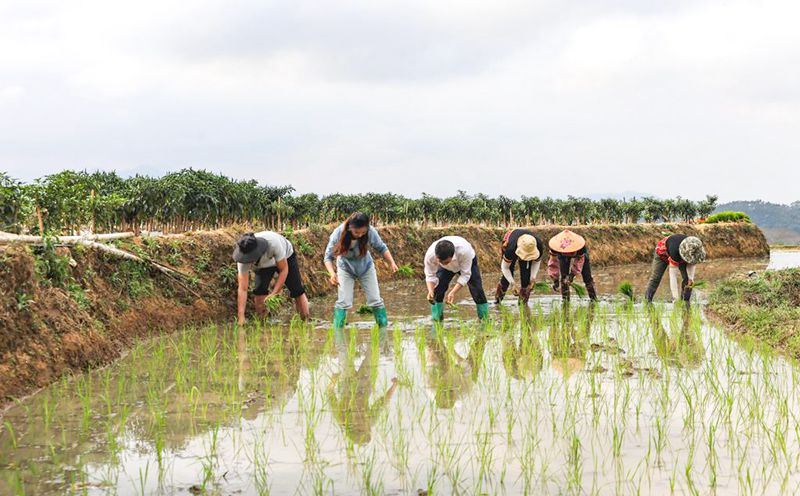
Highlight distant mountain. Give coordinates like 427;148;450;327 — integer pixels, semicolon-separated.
715;200;800;245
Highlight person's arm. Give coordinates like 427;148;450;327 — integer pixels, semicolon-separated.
368;227;397;272
424;250;439;301
501;257;515;287
668;265;680;300
383;250;398;273
237;271;250;325
268;258;289;296
685;263;696;287
324;227;341;285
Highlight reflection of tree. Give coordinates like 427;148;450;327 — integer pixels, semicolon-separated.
502;308;544;381
548;303;595;378
425;325;488;409
327;333;397;445
648;306;705;369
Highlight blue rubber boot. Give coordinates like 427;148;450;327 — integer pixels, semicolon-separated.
373;306;388;329
431;302;444;321
333;308;347;330
476;303;490;321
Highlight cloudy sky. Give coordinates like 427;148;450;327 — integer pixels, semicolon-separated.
1;0;798;203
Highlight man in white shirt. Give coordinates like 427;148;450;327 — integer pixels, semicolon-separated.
424;236;489;321
233;231;310;324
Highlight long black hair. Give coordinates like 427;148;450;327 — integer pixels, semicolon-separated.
334;212;370;257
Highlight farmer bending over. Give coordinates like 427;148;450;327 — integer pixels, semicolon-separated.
494;229;545;305
644;234;706;305
324;212;398;330
424;236;489;321
547;230;597;301
233;231;310;325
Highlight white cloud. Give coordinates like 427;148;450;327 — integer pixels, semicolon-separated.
0;0;798;203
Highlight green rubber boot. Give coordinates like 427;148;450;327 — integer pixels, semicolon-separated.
431;302;444;321
373;306;388;329
333;308;347;330
476;302;490;321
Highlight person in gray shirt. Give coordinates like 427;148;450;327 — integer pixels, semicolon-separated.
233;231;310;324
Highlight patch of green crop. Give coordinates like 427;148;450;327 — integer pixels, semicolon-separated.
704;211;751;223
618;281;634;301
396;264;415;278
356;304;374;315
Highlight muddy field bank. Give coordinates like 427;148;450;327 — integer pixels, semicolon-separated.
0;222;768;406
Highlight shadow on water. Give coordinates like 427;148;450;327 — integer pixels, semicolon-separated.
1;253;800;494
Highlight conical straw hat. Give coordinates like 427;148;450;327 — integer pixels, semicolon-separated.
548;230;586;254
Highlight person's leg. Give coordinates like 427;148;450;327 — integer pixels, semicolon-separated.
284;254;310;320
645;252;668;302
517;260;533;303
581;251;597;301
431;268;455;321
334;266;355;329
360;264;388;328
466;256;489;319
252;268;276;317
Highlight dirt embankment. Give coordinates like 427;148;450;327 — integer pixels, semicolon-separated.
0;222;768;407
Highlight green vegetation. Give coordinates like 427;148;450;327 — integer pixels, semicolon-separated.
0;169;718;234
704;211;751;224
618;281;635;301
708;269;800;356
395;264;415;278
356;304;374;315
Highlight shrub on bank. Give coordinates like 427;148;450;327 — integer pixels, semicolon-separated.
704;211;751;224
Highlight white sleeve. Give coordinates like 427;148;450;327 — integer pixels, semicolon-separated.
424;250;439;284
456;252;472;286
668;266;680;300
501;259;514;286
686;263;696;281
530;260;541;282
237;262;251;275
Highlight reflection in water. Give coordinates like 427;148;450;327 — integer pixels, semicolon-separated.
328;330;397;445
501;307;544;381
549;303;595;378
648;304;706;369
425;324;488;409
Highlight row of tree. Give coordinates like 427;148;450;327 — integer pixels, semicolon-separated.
1;169;719;235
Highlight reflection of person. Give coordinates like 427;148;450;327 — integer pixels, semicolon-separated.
549;303;595;378
233;231;310;325
324;213;399;330
547;230;597;302
501;314;544;381
424;236;489;321
328;334;398;444
495;229;545;305
644;235;706;305
425;327;488;408
648;306;705;369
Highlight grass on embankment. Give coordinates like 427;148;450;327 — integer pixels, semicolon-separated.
708;269;800;357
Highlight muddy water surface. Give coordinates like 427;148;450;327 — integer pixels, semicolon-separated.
1;254;799;495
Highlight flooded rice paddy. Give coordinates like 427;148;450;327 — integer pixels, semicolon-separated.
1;251;799;495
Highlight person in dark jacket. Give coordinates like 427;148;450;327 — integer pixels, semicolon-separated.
494;229;545;304
547;230;597;301
644;234;706;304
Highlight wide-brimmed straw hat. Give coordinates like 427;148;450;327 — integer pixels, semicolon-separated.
679;236;706;264
232;233;268;263
548;230;586;254
515;234;540;261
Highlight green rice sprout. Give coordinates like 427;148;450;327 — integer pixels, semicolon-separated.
534;281;551;293
395;264;415;278
356;304;374;315
264;294;287;314
572;282;587;297
618;281;635;301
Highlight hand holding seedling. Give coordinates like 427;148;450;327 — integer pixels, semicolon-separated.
329;272;338;286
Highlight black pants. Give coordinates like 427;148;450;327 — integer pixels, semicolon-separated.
645;250;690;303
556;250;594;285
252;253;306;298
433;255;488;304
499;258;537;292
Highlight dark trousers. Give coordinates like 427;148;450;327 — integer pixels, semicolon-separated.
556;251;594;285
434;255;488;304
499;259;535;291
645;250;690;302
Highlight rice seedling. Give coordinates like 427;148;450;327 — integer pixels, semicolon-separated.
618;280;635;301
396;264;415;278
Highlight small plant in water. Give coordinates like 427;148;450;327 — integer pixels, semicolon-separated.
263;294;287;314
618;281;635;301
